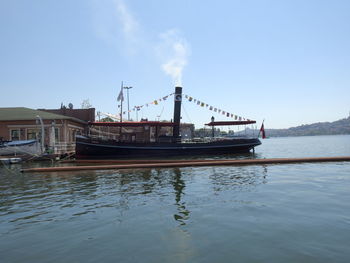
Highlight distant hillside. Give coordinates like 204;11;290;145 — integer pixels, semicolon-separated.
238;117;350;137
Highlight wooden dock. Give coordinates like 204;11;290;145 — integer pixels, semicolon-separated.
21;156;350;173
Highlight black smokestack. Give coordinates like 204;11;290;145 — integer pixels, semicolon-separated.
173;86;182;141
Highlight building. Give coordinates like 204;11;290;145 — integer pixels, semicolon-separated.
0;107;94;154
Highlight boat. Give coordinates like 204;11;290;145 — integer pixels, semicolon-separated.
0;139;42;156
0;157;22;164
75;86;261;159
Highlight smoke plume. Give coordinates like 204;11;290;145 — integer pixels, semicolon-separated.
157;29;190;86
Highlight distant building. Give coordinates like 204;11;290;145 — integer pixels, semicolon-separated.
180;123;195;139
0;107;95;154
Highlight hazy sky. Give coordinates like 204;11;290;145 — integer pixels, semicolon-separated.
1;0;349;129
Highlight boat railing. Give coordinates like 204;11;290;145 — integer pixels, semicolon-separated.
89;134;119;141
182;135;254;143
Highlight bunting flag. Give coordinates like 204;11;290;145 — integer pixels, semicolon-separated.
183;93;252;121
122;92;174;115
124;91;253;121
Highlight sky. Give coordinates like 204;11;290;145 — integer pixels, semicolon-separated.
1;0;349;129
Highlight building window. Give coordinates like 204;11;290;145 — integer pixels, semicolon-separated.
55;128;60;142
27;129;40;140
11;129;20;141
72;130;77;142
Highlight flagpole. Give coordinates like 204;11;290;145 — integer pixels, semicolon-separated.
120;81;123;122
258;119;265;138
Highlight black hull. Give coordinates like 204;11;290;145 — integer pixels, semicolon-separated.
75;136;261;159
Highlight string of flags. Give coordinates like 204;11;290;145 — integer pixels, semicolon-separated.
118;91;252;121
118;92;174;115
183;94;251;121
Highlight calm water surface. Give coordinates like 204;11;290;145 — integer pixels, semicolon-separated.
1;135;350;262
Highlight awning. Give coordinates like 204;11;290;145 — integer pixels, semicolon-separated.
89;121;176;127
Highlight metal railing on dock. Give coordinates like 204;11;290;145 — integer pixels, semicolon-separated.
21;156;350;173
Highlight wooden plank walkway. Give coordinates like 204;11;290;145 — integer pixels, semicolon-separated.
21;156;350;173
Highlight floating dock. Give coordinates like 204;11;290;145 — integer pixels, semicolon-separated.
21;156;350;173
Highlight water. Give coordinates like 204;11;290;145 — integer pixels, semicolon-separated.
1;135;350;262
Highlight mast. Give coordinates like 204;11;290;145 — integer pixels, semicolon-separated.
173;86;182;142
120;81;123;122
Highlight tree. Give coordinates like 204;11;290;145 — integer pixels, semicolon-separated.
100;117;115;122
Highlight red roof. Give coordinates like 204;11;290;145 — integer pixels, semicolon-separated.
89;121;176;127
205;120;256;126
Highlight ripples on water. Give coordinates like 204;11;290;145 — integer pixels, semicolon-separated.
1;135;350;262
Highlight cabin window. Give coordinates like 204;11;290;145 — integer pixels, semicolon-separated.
10;129;20;141
150;126;156;142
159;127;172;136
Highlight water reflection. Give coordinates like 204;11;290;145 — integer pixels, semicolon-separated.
0;163;269;233
172;168;190;225
186;152;258;160
209;165;268;193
